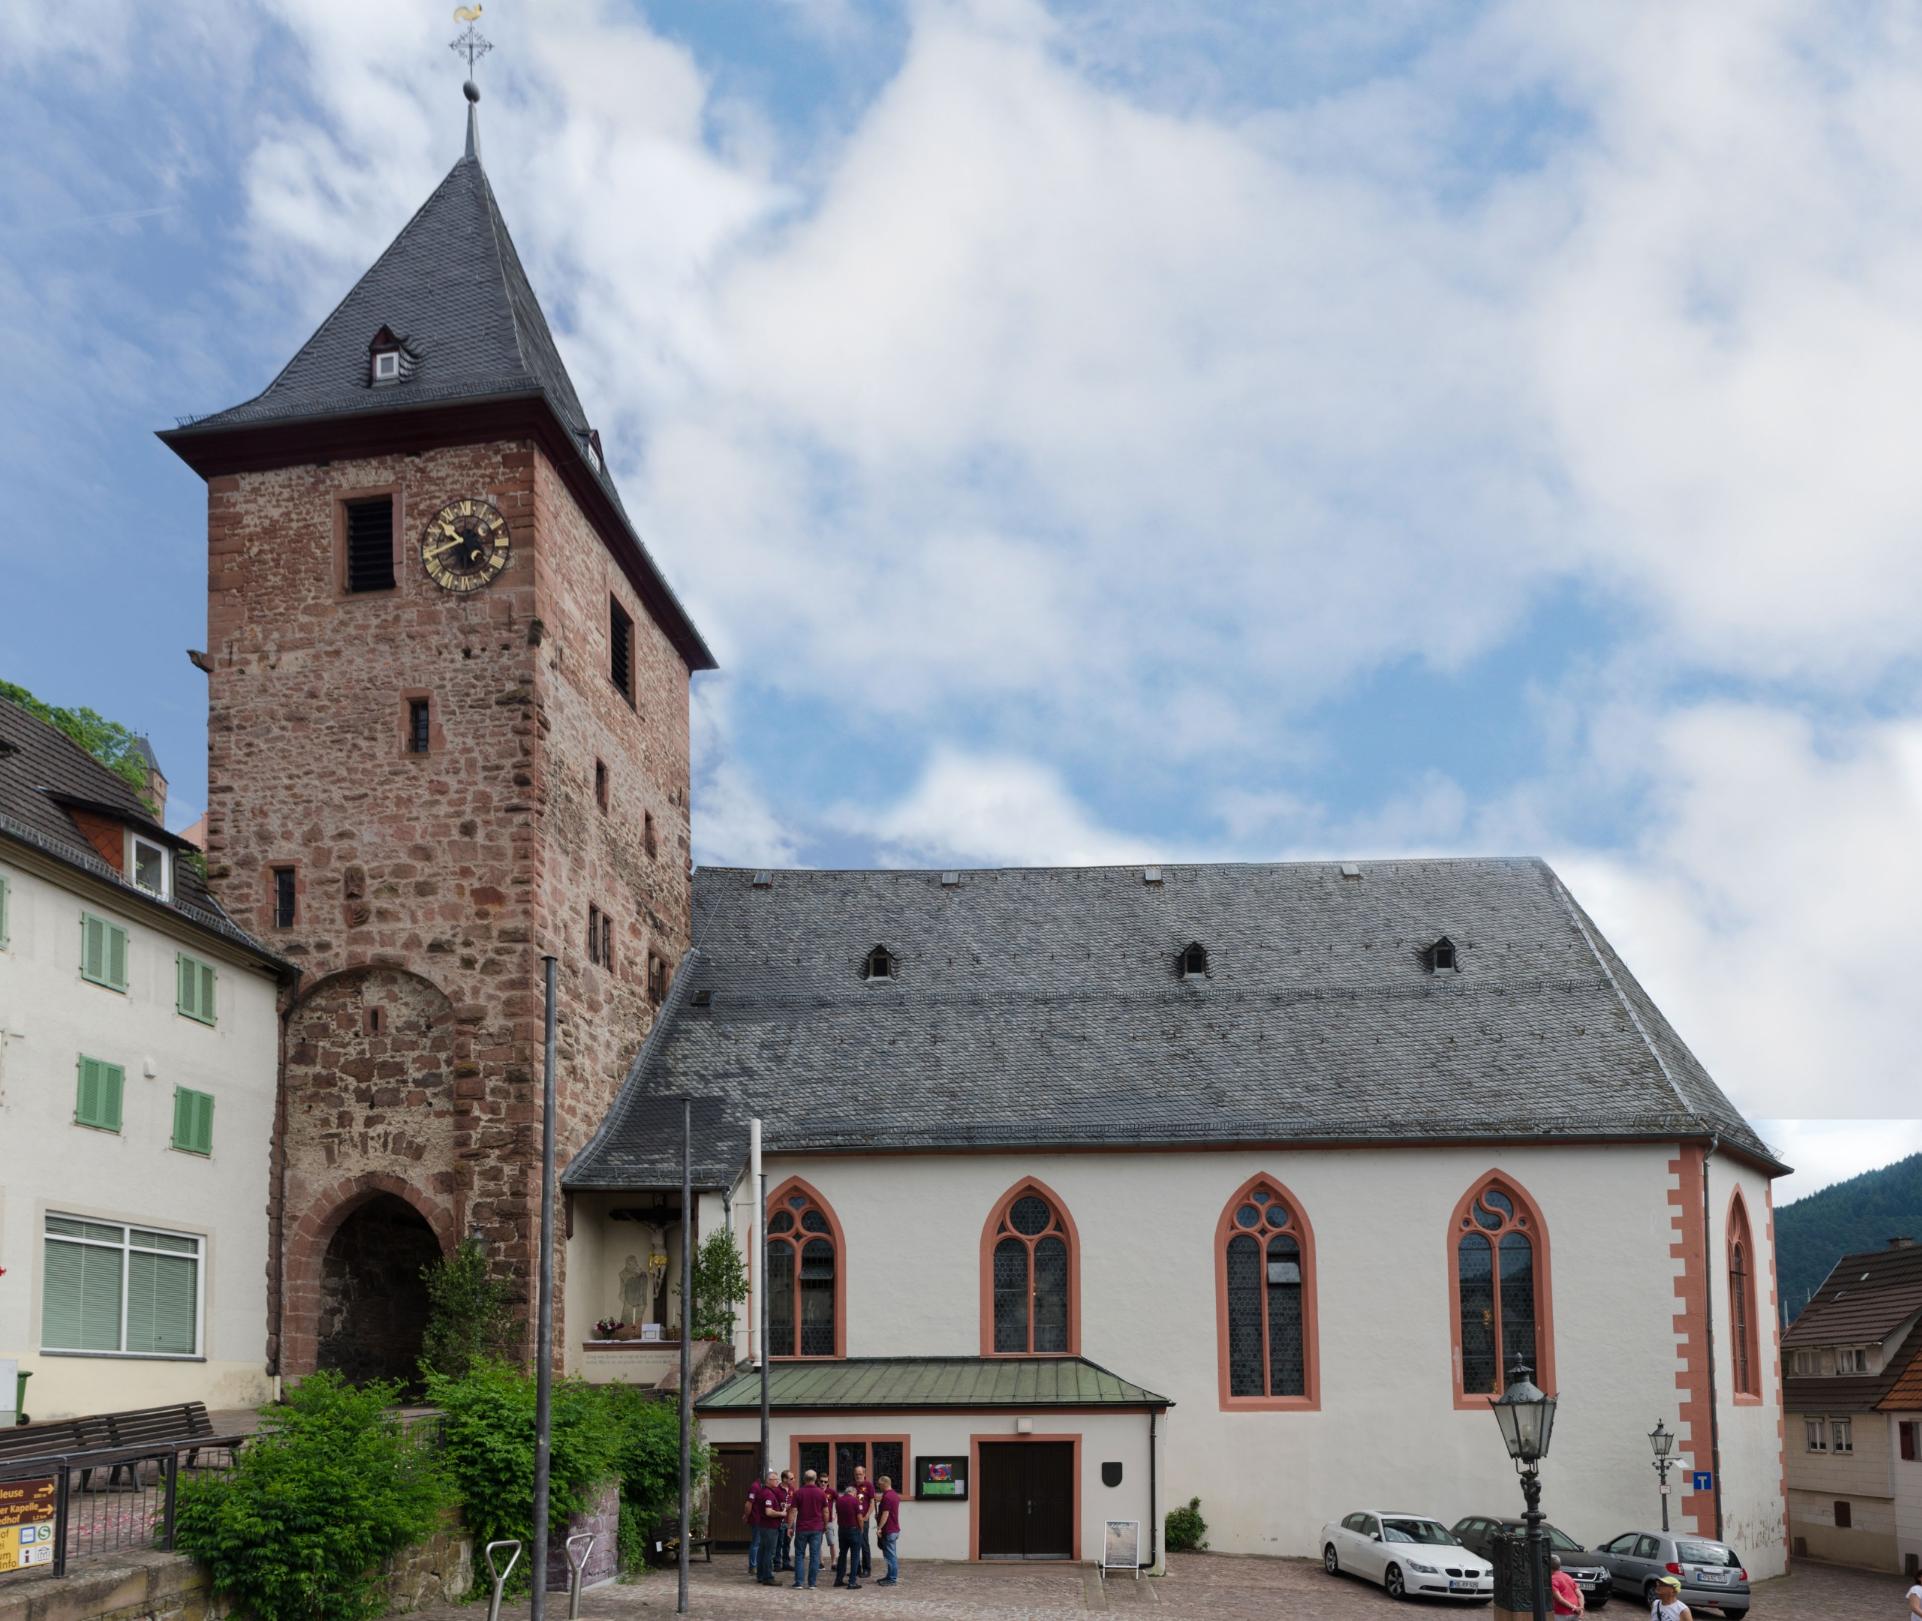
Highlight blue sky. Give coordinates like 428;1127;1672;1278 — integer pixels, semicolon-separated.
4;1;1920;1200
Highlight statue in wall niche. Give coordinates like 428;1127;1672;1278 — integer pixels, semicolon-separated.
619;1254;649;1326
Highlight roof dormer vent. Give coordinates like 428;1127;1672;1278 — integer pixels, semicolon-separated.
368;326;415;387
1425;936;1459;974
940;871;960;887
1143;865;1162;885
1178;941;1209;979
750;870;772;888
863;945;896;982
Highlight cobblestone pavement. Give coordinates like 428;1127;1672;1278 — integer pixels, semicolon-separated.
398;1552;1891;1618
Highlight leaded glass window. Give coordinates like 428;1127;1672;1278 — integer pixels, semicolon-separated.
987;1184;1073;1354
1222;1181;1310;1401
1728;1194;1759;1397
1454;1179;1545;1396
767;1183;839;1358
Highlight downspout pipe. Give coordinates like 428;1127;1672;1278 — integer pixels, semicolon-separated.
1701;1133;1724;1541
1145;1409;1158;1572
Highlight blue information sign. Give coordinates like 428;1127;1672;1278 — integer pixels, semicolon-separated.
1691;1470;1713;1491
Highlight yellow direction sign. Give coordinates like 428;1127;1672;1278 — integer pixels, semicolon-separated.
0;1478;56;1575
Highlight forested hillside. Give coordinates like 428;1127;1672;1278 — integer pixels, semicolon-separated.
1775;1153;1922;1322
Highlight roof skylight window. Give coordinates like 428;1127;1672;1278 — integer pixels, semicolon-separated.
864;945;896;982
1426;936;1459;973
1178;941;1209;979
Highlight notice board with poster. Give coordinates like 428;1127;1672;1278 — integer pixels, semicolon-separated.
914;1455;969;1500
1102;1519;1141;1576
0;1477;56;1576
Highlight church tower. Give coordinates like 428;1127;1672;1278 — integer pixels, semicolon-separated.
161;82;713;1382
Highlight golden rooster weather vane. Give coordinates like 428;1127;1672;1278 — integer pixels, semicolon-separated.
450;5;492;77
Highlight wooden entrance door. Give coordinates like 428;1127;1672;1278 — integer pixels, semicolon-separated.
711;1444;759;1548
977;1442;1075;1560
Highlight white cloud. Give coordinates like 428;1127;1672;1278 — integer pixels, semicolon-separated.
833;746;1159;867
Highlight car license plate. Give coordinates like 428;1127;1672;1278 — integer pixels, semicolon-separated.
1698;1570;1729;1585
1449;1579;1477;1592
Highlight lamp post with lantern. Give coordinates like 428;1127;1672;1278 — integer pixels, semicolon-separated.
1488;1353;1557;1621
1649;1420;1677;1532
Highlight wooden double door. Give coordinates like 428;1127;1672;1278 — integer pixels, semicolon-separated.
977;1442;1074;1560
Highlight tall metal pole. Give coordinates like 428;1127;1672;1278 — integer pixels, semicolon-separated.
1521;1467;1547;1621
678;1096;692;1615
751;1118;768;1477
532;954;558;1620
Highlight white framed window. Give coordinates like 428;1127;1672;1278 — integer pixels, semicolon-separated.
42;1215;202;1358
1833;1418;1854;1454
128;832;171;900
372;348;401;382
1805;1417;1827;1451
1838;1346;1870;1374
1792;1349;1814;1375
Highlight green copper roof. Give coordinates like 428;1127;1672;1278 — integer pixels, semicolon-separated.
696;1358;1171;1412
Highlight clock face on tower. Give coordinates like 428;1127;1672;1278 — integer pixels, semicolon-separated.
420;498;511;593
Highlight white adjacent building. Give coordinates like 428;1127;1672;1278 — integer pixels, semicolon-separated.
0;699;287;1422
563;859;1789;1574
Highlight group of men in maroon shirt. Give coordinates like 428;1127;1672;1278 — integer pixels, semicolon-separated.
746;1461;903;1589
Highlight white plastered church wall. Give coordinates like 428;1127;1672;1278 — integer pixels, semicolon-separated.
732;1143;1783;1566
0;857;279;1418
1712;1156;1790;1577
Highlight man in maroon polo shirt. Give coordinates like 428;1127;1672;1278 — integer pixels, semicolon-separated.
746;1468;781;1584
875;1475;903;1585
832;1479;865;1589
787;1469;830;1589
852;1464;877;1578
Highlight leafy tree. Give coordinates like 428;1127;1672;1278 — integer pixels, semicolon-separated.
1777;1153;1922;1321
173;1373;448;1621
690;1227;749;1342
419;1238;517;1381
0;679;154;810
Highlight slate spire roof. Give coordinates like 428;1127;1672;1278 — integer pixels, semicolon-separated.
161;93;715;671
565;856;1784;1190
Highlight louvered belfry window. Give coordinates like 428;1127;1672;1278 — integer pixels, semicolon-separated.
1224;1183;1308;1398
609;598;634;702
344;497;395;593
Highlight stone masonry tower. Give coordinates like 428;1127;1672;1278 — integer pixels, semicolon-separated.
161;88;713;1383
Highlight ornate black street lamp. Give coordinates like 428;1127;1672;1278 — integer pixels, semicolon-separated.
1648;1419;1677;1532
1489;1354;1557;1621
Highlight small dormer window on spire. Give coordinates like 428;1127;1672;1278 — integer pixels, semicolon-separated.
863;945;896;982
1426;936;1459;973
367;326;413;388
1179;941;1209;979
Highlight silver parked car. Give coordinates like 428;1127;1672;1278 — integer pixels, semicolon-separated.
1593;1530;1750;1616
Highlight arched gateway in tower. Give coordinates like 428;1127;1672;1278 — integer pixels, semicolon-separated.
160;84;712;1378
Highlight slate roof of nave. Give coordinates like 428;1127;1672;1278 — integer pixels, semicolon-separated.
565;856;1783;1188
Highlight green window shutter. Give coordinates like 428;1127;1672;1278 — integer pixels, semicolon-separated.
175;954;217;1025
173;1087;214;1155
80;914;128;990
42;1232;125;1352
76;1056;124;1131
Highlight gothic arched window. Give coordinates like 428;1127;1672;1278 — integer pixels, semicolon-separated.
1729;1190;1761;1399
1216;1175;1320;1410
766;1178;844;1359
1450;1173;1554;1403
981;1179;1078;1355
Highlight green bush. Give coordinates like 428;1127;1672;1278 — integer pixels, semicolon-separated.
427;1360;621;1591
173;1373;448;1621
690;1228;749;1342
601;1381;707;1565
1165;1496;1208;1552
419;1238;517;1381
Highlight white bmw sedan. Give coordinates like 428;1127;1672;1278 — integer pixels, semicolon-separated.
1321;1511;1495;1603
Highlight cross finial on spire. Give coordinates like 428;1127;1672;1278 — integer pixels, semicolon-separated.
450;6;492;160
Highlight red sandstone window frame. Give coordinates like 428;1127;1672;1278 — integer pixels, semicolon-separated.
786;1433;910;1492
397;690;442;758
1214;1173;1321;1412
978;1177;1081;1357
269;864;299;930
1447;1170;1556;1408
766;1176;846;1360
1727;1188;1762;1402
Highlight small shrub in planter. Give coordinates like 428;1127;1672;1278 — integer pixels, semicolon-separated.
1165;1496;1209;1552
173;1373;448;1621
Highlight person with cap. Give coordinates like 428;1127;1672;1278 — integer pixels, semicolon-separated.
1649;1573;1690;1620
1548;1554;1583;1615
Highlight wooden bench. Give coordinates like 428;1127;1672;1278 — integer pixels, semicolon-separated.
0;1403;246;1489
